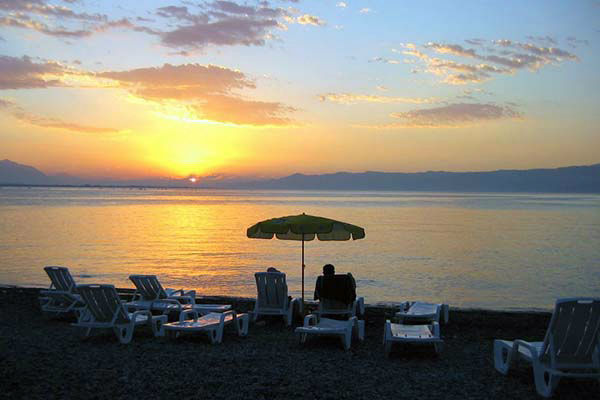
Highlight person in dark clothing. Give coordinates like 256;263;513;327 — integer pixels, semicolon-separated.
323;263;335;276
314;264;357;305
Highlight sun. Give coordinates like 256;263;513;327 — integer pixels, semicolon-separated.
189;177;197;183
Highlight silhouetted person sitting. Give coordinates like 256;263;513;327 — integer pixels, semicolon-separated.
314;264;357;317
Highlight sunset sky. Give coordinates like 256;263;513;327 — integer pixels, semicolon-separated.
1;0;599;180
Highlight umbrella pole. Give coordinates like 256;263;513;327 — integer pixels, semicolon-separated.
301;234;305;312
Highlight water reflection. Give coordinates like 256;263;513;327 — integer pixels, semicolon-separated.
0;187;599;310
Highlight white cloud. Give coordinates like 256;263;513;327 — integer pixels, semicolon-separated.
387;103;522;128
396;38;579;85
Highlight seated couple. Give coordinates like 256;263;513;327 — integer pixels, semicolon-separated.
260;264;363;318
265;265;357;306
314;264;363;318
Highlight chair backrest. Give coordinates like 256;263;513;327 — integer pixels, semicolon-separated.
44;266;76;292
410;302;441;317
77;284;130;324
318;298;353;315
541;298;600;369
129;275;167;301
255;272;288;310
316;274;356;307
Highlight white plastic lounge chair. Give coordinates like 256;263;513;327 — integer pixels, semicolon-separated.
164;310;249;344
126;275;231;315
383;320;443;357
39;290;86;319
251;272;300;327
39;266;85;320
395;301;449;324
126;298;232;315
295;314;364;350
494;297;600;398
72;284;167;344
129;274;196;304
43;266;78;292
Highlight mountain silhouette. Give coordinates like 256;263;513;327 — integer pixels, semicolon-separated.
1;159;600;193
241;164;600;192
0;159;49;184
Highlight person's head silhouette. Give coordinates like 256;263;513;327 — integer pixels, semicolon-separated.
323;264;335;276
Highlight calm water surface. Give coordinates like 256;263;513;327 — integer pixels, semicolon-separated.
1;187;599;310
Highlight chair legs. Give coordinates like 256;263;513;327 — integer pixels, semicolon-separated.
533;363;560;398
234;314;249;337
342;331;351;350
494;340;563;398
150;315;167;337
100;315;167;344
299;333;308;345
114;324;134;344
494;340;517;375
209;329;219;344
384;340;392;357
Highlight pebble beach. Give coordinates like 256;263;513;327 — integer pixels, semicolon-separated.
1;287;598;399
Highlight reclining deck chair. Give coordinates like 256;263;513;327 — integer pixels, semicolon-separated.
313;274;364;319
395;301;449;324
296;273;366;349
127;274;230;315
73;284;166;344
164;310;249;344
383;320;443;356
251;272;299;326
296;314;364;350
39;266;85;320
494;297;600;397
129;274;195;304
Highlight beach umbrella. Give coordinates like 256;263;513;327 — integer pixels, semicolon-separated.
246;213;365;304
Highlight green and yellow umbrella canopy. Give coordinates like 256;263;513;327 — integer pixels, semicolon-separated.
247;213;365;303
247;213;365;241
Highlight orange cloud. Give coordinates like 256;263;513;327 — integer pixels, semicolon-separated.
97;63;295;126
0;98;121;133
191;94;294;125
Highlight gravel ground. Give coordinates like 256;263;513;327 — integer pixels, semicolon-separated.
1;288;598;399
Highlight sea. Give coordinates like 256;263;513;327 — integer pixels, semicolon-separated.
1;186;599;311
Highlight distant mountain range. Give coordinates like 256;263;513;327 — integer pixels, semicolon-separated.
0;159;197;188
2;159;600;193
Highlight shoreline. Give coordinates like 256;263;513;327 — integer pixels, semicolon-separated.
1;284;554;315
3;184;600;194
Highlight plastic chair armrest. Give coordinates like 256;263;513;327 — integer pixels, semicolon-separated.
513;339;539;359
303;314;317;327
179;309;199;322
219;310;235;324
